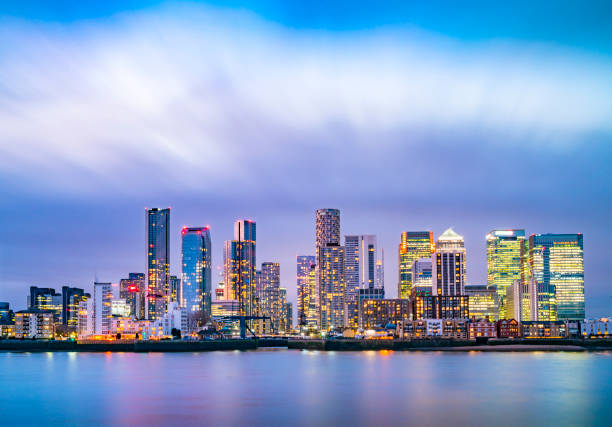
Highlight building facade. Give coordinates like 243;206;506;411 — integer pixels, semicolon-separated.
345;235;379;328
360;299;411;329
260;262;282;333
296;255;316;327
119;273;145;319
28;287;62;322
15;309;54;339
465;285;499;321
94;282;113;335
398;231;434;299
146;208;170;320
506;279;538;322
61;286;90;327
411;294;469;320
433;228;466;296
181;227;212;316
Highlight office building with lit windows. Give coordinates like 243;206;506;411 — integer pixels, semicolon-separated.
146;208;170;320
297;255;316;326
181;227;212;316
506;279;538;321
486;229;526;319
360;299;410;329
260;262;282;333
28;287;62;322
528;233;584;321
464;285;499;321
94;282;113;335
398;231;434;299
412;258;433;294
433;228;467;296
345;235;379;328
411;294;469;320
61;286;90;327
119;273;145;319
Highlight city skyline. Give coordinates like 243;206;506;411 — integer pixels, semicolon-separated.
1;1;611;317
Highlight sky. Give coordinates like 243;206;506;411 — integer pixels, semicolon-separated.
0;1;611;317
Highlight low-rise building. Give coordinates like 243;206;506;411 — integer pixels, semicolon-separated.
411;294;469;320
521;321;567;338
0;323;15;338
360;299;411;329
15;309;54;339
401;319;468;339
581;318;612;338
497;319;520;338
469;319;497;339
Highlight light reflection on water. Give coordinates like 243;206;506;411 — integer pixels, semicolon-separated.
1;349;612;426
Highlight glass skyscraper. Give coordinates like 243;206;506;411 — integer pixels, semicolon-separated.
296;255;315;327
181;227;212;316
486;229;526;319
345;235;379;328
433;228;466;296
528;233;584;321
261;262;281;333
146;208;170;320
398;231;433;299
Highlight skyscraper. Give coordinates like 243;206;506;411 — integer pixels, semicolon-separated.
398;231;434;299
260;262;281;333
146;208;170;320
375;248;385;289
61;286;90;327
315;209;345;331
169;275;181;304
345;235;378;328
181;227;212;316
93;282;113;335
486;229;526;319
306;262;319;328
28;287;62;322
433;228;466;296
119;273;145;319
223;220;257;323
296;255;315;327
528;234;584;321
412;258;433;293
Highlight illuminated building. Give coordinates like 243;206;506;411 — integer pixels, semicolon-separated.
146;208;170;320
505;279;537;321
411;294;469;320
305;262;319;328
211;300;240;318
111;299;131;317
527;234;584;321
0;324;15;338
296;255;315;326
401;319;468;339
496;319;520;338
285;302;293;333
223;220;257;325
0;302;14;324
110;317;164;339
15;309;54;339
345;235;379;328
169;275;181;304
119;273;145;319
315;209;345;331
464;285;499;321
181;227;212;316
279;287;289;334
412;258;433;294
582;319;612;338
521;321;567;338
94;282;113;335
376;249;385;289
468;319;497;339
433;228;466;296
359;299;410;329
486;229;526;319
77;299;94;338
28;287;62;322
61;286;90;327
260;262;282;333
398;231;434;299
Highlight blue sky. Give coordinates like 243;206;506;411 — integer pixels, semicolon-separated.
1;1;611;316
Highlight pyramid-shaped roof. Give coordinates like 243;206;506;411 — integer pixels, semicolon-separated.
438;227;463;241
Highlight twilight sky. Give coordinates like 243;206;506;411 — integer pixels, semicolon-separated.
1;1;611;316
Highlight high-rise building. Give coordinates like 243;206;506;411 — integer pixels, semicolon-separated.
398;232;434;299
260;262;281;333
93;282;113;335
170;275;181;304
411;295;469;320
412;258;433;294
345;235;378;328
316;209;344;331
181;227;212;316
61;287;90;327
28;287;62;322
360;299;411;329
528;234;584;321
486;230;526;319
119;273;145;319
305;262;319;328
464;285;499;321
146;208;170;320
0;302;13;324
375;249;385;289
296;255;316;327
223;220;257;323
285;301;293;333
279;287;288;334
433;228;466;296
506;279;538;321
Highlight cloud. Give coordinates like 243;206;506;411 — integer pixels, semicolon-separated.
0;3;611;197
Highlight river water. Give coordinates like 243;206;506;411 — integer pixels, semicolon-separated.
1;349;611;426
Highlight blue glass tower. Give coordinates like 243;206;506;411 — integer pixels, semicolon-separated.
181;227;212;316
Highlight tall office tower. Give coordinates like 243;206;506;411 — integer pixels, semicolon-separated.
224;220;257;322
306;262;319;328
398;231;434;299
29;287;62;321
375;249;384;289
181;227;212;316
93;282;113;335
345;235;378;328
486;230;526;319
169;275;181;304
285;302;293;332
297;255;316;326
528;234;584;321
433;228;467;296
260;262;281;333
61;287;90;326
279;287;288;334
119;273;145;319
146;208;170;320
412;258;433;294
506;279;538;321
315;209;344;331
464;285;499;321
